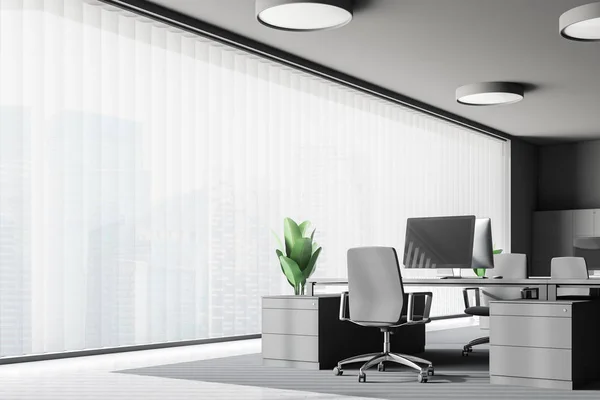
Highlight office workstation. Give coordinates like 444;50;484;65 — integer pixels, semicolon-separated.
5;1;600;399
279;215;600;391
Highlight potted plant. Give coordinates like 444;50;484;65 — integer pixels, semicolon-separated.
273;218;322;295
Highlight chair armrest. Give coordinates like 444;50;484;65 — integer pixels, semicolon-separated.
521;287;539;299
339;291;350;321
407;291;433;322
462;288;481;309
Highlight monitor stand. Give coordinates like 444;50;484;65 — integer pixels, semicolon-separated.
437;268;462;279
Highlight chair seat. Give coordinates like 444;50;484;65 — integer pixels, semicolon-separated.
464;306;489;316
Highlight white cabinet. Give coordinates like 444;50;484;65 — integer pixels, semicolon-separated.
573;209;594;237
578;209;600;270
490;300;600;390
594;210;600;236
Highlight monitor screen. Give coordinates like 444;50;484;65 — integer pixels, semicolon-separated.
403;216;475;269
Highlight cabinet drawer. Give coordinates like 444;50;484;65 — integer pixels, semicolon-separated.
262;308;318;336
491;302;572;318
262;297;319;310
262;333;319;362
490;315;571;349
490;346;572;381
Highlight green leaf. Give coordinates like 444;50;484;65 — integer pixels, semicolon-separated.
493;249;503;254
303;247;321;280
276;249;293;286
279;255;305;288
473;268;486;277
310;228;316;241
299;221;311;237
290;238;313;271
276;249;283;258
284;218;302;257
271;229;285;254
312;241;319;254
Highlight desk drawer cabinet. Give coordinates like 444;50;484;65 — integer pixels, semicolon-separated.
490;300;600;390
490;315;571;349
491;302;571;318
262;295;425;370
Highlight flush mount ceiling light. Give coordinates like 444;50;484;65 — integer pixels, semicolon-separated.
456;82;524;106
256;0;353;31
560;2;600;41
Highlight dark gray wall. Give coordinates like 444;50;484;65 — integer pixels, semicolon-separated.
538;140;600;211
511;139;539;261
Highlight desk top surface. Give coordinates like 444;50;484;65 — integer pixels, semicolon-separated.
307;277;600;286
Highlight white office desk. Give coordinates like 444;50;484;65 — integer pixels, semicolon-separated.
306;277;600;301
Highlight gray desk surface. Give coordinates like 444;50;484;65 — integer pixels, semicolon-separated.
306;277;600;300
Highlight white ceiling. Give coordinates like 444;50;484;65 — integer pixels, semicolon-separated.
149;0;600;143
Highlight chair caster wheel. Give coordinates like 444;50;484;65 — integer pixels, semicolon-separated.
427;366;434;376
418;373;428;383
358;372;366;383
333;367;343;376
377;362;385;372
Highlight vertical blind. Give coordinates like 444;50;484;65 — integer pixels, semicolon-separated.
0;0;510;357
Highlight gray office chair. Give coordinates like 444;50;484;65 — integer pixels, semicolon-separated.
551;257;589;297
462;253;528;356
333;247;433;383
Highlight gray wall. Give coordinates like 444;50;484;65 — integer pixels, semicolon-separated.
511;139;539;261
538;140;600;211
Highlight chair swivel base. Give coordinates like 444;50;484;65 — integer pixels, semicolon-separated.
462;336;489;356
333;351;433;383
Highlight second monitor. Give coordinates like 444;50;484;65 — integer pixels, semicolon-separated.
403;215;494;270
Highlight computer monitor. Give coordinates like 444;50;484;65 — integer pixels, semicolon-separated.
403;215;476;269
471;218;494;270
403;215;494;270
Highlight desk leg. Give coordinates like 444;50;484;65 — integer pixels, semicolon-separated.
536;285;548;301
547;284;557;301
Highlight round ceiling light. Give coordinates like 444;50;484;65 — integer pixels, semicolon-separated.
256;0;353;31
560;2;600;41
456;82;524;106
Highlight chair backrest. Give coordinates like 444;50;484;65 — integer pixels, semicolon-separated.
483;253;528;303
347;247;405;325
551;257;589;296
551;257;588;279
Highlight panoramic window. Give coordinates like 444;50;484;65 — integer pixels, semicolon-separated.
0;0;509;356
